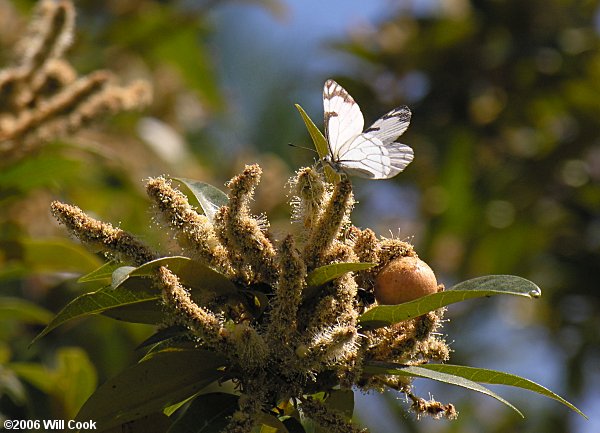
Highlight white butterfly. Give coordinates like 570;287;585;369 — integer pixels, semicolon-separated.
322;79;413;179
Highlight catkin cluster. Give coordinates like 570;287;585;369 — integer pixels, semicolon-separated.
0;0;151;163
51;164;453;432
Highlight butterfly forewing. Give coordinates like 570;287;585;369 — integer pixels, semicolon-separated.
323;79;364;153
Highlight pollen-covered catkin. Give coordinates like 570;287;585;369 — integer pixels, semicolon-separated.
215;164;278;284
301;397;369;433
157;266;224;349
289;167;328;230
266;234;306;347
17;0;75;78
0;0;152;163
50;201;156;265
145;176;232;274
303;177;353;269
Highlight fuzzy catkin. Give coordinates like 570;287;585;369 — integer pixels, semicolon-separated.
215;164;278;284
50;201;156;266
146;176;232;274
303;177;353;269
266;234;306;347
157;266;223;348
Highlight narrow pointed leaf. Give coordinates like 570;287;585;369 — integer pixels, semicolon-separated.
364;362;523;417
168;392;238;433
418;364;587;419
32;282;159;343
76;349;226;432
359;275;541;329
78;261;122;283
295;104;338;183
305;262;376;298
173;177;228;222
136;326;189;350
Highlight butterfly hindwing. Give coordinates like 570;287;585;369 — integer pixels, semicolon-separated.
336;135;414;179
364;106;411;146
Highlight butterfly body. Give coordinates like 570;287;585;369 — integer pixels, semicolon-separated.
322;79;414;179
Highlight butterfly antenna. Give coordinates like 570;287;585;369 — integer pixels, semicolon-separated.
287;142;318;154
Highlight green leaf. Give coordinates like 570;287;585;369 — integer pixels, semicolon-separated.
76;349;226;432
0;297;53;324
323;389;354;419
173;178;229;222
364;362;523;417
418;364;587;419
53;347;98;418
294;104;338;183
136;326;189;350
304;263;376;299
119;256;238;295
0;156;82;191
22;238;103;274
359;275;541;329
78;261;123;283
168;393;238;433
251;413;290;433
32;282;160;343
101;300;164;324
11;347;97;418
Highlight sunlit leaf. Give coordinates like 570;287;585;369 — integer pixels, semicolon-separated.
76;349;226;432
173;178;229;222
168;392;238;433
359;275;541;329
419;364;587;419
251;413;289;433
78;261;122;283
295;104;338;183
0;297;53;324
364;362;523;417
304;263;376;299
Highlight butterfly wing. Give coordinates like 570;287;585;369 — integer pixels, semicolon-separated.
335;105;413;179
335;135;414;179
364;106;412;146
323;79;364;156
